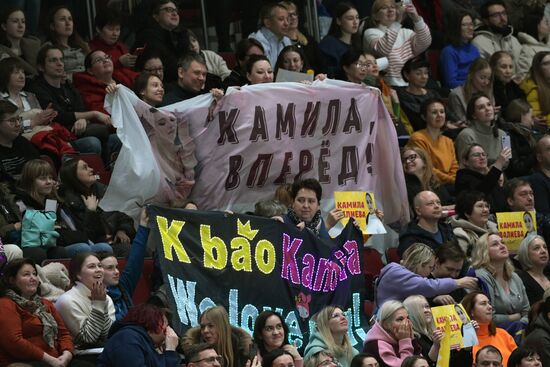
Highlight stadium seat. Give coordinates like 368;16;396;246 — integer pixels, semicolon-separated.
386;247;401;263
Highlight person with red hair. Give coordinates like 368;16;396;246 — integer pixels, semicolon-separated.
97;303;181;366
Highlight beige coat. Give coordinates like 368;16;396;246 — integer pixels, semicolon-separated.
517;32;550;81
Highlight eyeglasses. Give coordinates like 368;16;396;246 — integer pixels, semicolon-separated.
355;62;369;69
470;152;488;158
159;6;178;14
317;358;336;367
402;153;418;162
488;10;507;18
192;356;224;366
92;54;112;64
1;116;22;126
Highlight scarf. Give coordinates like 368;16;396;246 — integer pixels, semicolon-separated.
286;207;322;236
6;289;58;348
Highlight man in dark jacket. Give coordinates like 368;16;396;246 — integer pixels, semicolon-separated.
398;190;455;257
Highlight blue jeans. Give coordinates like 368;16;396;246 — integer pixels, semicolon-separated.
64;242;113;257
71;136;102;155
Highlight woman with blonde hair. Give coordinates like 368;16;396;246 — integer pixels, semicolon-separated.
521;51;550;127
181;306;251;367
448;58;494;123
471;233;530;330
304;305;358;367
403;295;442;365
363;0;431;87
516;234;550;306
363;300;416;366
376;243;477;307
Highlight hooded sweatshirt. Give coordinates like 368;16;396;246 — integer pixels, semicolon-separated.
304;327;358;367
471;25;521;67
97;322;180;367
363;321;414;367
375;262;458;306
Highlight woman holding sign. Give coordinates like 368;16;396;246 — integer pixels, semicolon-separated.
403;295;442;366
471;233;530;332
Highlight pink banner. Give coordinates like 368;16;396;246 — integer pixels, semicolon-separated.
103;81;409;225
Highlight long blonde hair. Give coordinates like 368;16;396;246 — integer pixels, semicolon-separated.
401;243;435;274
403;295;434;340
313;306;354;365
471;233;514;281
464;58;493;104
200;306;234;367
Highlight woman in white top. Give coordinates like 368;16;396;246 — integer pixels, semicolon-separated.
56;252;115;352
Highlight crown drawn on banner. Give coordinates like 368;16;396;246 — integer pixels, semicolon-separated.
237;219;259;240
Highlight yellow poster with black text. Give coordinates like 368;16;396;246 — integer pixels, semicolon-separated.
334;191;386;234
496;211;537;252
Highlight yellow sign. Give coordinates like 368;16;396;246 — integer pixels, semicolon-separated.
334;191;385;234
496;211;537;252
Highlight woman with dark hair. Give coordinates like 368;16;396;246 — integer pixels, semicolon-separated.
363;0;431;87
517;12;550;81
45;6;90;80
439;11;480;89
523;296;550;365
0;6;41;76
88;10;139;88
132;72;165;107
274;45;308;76
97;303;180;366
408;98;459;184
246;54;274;85
455;93;508;162
350;353;379;367
135;48;165;81
507;347;542;367
0;258;78;366
449;191;497;255
454;143;509;213
461;291;516;366
55;252;115;356
253;311;302;365
521;51;550;127
223;38;264;89
58;158;135;257
262;349;297;367
489;51;525;112
341;49;369;83
181;305;251;367
516;234;550;306
400;356;429;367
319;2;360;79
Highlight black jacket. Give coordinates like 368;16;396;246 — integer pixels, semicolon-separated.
398;220;455;257
455;167;507;213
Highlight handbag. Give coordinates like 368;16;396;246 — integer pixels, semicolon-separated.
21;209;60;248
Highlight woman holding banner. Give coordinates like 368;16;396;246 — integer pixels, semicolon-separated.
304;306;358;367
461;291;516;366
516;234;550;305
403;295;442;366
471;233;530;335
181;306;251;367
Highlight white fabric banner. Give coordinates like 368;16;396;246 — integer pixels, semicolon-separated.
101;80;409;225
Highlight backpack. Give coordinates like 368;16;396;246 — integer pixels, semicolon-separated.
21;209;60;248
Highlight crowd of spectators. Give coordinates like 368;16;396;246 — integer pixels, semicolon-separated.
2;0;550;366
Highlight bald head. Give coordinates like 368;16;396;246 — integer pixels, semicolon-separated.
414;191;442;221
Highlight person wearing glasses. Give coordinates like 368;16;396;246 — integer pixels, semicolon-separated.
97;303;181;366
471;1;521;69
304;306;358;367
88;10;138;88
0;100;39;181
133;0;190;83
185;344;223;367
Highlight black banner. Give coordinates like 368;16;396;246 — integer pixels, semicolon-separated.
149;206;367;348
